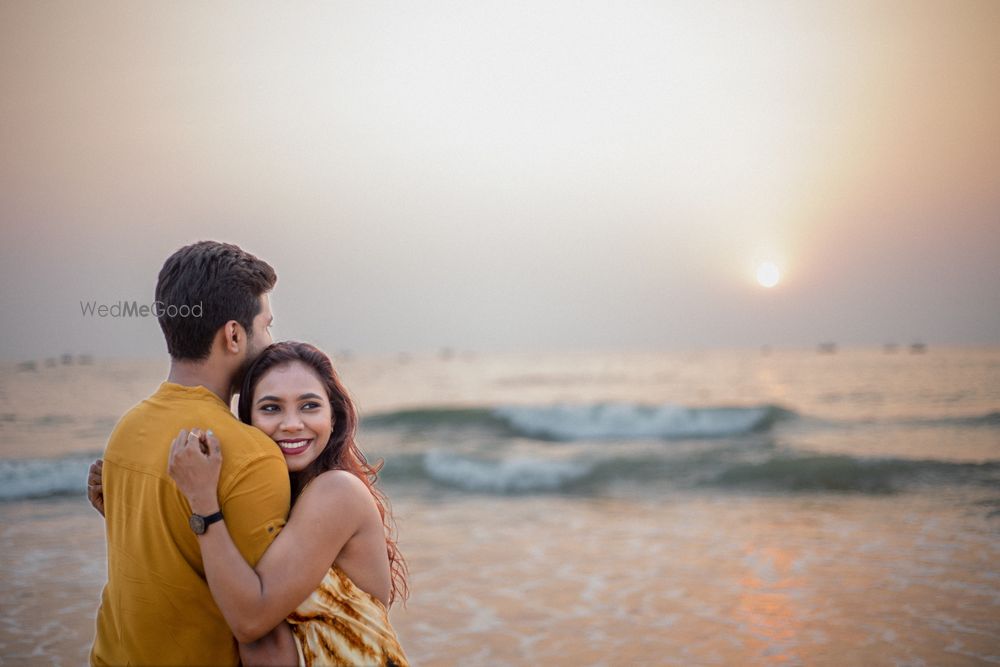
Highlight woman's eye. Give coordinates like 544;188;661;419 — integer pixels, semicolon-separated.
301;402;320;410
259;405;279;413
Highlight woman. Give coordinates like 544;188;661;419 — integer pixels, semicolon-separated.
92;341;409;666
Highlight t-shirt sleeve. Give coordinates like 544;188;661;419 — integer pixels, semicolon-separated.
218;452;291;567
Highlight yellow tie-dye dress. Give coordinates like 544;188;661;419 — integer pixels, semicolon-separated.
287;565;409;667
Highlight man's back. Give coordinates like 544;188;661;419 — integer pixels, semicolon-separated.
91;381;290;666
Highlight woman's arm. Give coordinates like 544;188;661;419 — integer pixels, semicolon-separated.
238;622;298;667
168;428;370;643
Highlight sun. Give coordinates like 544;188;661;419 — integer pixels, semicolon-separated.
756;261;780;288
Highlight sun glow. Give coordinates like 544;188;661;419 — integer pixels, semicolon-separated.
756;262;781;288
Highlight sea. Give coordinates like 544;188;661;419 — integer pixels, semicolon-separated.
1;346;998;666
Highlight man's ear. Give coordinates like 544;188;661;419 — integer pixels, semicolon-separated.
223;321;242;354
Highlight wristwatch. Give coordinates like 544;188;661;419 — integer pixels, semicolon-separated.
189;510;224;535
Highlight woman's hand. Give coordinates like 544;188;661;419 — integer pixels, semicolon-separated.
87;458;105;517
168;428;223;515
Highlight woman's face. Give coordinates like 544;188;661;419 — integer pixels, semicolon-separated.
250;360;333;472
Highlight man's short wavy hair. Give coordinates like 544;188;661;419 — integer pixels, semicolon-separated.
155;241;276;360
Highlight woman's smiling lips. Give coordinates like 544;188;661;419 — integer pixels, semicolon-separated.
276;438;312;455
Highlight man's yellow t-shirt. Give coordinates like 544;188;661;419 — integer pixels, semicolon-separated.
91;382;291;666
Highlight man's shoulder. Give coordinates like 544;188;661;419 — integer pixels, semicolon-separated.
214;419;283;464
104;392;279;468
104;396;160;454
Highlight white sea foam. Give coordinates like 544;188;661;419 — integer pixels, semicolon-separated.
422;449;593;493
492;403;777;440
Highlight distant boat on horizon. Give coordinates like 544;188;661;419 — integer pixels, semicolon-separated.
817;342;837;354
909;342;928;354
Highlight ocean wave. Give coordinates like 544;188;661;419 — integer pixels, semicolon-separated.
363;407;503;431
0;453;98;501
917;411;1000;428
1;446;997;501
790;410;1000;431
421;450;594;493
709;455;999;494
414;449;999;495
363;402;795;441
492;403;791;440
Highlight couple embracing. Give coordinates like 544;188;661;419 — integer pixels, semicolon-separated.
87;241;409;666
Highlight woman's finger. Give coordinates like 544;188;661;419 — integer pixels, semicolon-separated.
174;430;192;452
169;431;187;474
188;434;208;456
187;429;209;455
171;430;188;457
205;430;222;460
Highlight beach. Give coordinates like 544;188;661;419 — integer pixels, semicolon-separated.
1;347;998;665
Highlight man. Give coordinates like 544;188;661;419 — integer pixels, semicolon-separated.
90;241;293;666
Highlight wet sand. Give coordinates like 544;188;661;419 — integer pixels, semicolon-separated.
3;489;997;666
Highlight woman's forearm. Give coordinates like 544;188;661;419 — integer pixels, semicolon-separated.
190;499;277;642
182;470;361;645
238;622;298;667
170;430;313;643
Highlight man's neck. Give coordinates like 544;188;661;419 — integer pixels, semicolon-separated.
166;359;232;405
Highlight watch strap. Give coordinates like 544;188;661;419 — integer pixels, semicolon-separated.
201;510;224;527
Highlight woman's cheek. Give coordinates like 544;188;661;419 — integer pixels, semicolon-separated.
254;414;279;437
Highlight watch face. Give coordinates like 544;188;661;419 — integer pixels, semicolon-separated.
189;514;206;535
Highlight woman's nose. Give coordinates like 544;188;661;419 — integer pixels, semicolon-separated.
280;415;304;432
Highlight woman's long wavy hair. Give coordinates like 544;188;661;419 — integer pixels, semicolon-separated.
237;341;408;606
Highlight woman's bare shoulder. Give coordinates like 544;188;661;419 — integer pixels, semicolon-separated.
297;470;371;512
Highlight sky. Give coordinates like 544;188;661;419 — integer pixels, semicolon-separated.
2;0;999;359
